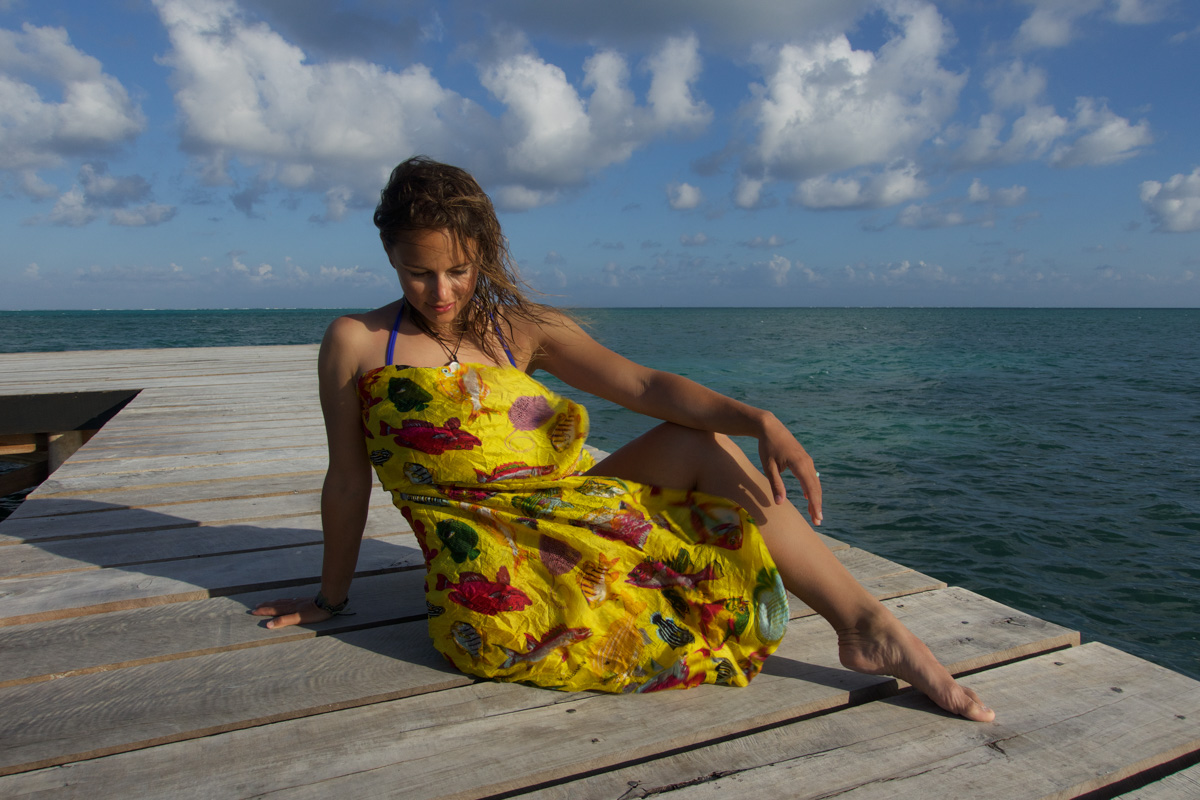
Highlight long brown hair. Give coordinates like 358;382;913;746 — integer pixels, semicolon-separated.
374;156;547;361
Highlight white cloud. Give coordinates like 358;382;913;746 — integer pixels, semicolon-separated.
0;23;144;177
78;264;193;283
78;162;150;207
985;60;1048;110
744;1;964;179
897;203;968;229
47;186;97;227
968;178;1028;206
1170;24;1200;44
740;1;963;207
841;258;957;286
18;170;57;199
1050;98;1152;167
953;66;1149;169
1016;0;1101;49
680;232;709;246
733;177;765;209
741;235;786;248
795;163;929;209
482;34;710;189
111;203;178;227
493;185;560;212
153;0;483;207
644;35;712;130
1109;0;1172;24
760;254;792;287
667;181;703;209
967;177;990;203
1016;0;1173;49
155;0;712;214
1140;167;1200;232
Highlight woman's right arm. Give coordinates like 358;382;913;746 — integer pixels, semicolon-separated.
253;317;373;628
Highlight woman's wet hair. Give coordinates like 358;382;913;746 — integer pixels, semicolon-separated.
374;157;545;355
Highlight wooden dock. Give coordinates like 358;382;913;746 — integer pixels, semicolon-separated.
0;345;1196;799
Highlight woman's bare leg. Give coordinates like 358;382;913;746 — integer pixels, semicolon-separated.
588;422;994;722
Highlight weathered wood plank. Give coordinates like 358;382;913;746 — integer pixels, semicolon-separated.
0;587;1078;792
1116;763;1200;800
0;487;393;546
0;507;407;580
0;570;428;688
67;434;323;460
596;644;1200;800
32;447;326;482
0;617;472;777
33;454;328;494
0;532;424;627
4;471;327;518
0;546;898;687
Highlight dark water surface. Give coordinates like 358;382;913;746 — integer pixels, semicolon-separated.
2;307;1197;679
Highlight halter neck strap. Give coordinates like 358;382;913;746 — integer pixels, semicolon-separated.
386;301;517;368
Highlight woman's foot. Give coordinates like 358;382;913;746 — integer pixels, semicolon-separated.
836;609;995;722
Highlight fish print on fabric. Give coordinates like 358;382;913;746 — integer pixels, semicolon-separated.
451;620;484;659
651;612;695;648
754;567;789;643
537;534;582;576
388;376;433;412
359;362;785;693
436;519;482;563
513;488;574;519
380;418;481;455
475;461;556;483
498;625;593;669
436;566;532;615
435;364;496;422
508;395;555;431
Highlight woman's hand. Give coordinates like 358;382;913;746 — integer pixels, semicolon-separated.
250;597;334;630
757;415;823;525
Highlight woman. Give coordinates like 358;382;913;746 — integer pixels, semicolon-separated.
254;157;993;720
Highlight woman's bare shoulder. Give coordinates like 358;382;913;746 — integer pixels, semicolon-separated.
320;302;402;376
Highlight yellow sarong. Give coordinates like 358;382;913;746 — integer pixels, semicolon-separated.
359;363;787;693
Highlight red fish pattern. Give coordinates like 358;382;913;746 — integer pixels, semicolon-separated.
381;417;481;455
436;566;532;615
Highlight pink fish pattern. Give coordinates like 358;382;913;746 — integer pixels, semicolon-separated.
359;362;784;694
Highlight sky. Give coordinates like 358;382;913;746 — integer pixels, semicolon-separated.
2;0;1199;309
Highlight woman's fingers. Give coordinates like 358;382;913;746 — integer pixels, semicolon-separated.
265;611;304;630
250;597;331;629
250;598;299;617
765;459;787;505
803;470;823;526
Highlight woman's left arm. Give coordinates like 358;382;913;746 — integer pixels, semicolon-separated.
529;313;822;524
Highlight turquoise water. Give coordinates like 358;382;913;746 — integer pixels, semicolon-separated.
1;307;1197;680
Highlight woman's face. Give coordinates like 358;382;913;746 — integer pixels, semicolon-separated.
388;229;478;329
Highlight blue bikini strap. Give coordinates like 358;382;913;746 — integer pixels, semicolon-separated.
386;303;404;366
490;313;517;368
389;302;515;368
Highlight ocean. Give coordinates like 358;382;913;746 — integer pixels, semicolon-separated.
1;307;1197;680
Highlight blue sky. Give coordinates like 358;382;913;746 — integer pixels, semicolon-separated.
2;0;1198;309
